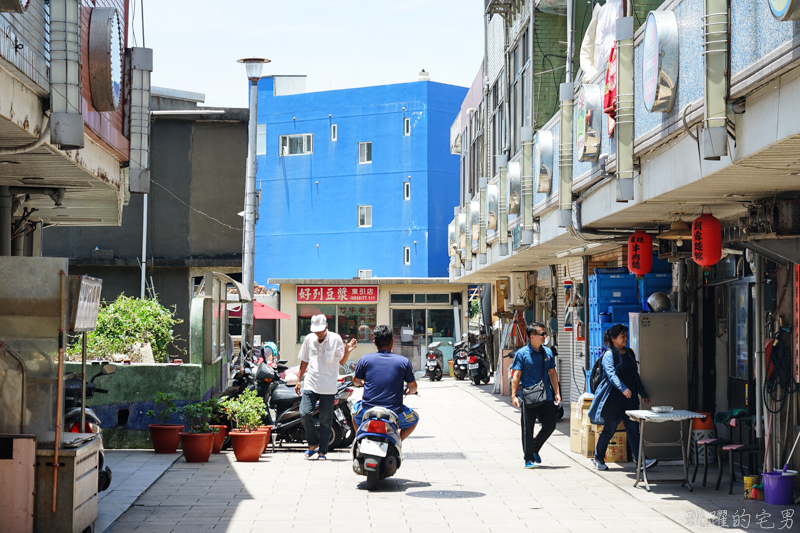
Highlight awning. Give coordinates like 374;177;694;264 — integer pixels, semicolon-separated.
227;301;291;320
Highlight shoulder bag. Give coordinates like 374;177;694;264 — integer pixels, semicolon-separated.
521;349;548;408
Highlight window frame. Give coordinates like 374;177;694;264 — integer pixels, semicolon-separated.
279;133;313;156
404;117;410;136
358;205;372;228
404;181;411;200
359;142;372;164
404;246;411;265
331;123;337;142
256;124;267;155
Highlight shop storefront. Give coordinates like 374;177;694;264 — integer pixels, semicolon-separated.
269;278;469;371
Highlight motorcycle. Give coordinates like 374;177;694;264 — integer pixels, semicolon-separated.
63;362;116;492
424;341;449;381
352;391;416;491
452;338;469;380
468;340;491;385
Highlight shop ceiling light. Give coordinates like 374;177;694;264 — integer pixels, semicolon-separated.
657;220;692;247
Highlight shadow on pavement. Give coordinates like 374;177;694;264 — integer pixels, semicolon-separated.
356;478;432;492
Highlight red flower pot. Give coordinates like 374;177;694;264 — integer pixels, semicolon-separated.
179;432;214;463
230;430;265;462
148;424;184;454
210;425;228;454
258;425;273;454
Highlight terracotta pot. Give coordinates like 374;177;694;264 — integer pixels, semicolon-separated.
230;430;265;462
148;424;184;454
258;426;273;454
179;432;214;463
210;425;228;454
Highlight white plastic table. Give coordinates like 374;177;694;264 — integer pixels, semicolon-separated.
625;409;706;492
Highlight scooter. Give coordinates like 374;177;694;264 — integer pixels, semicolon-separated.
424;341;446;381
453;338;469;380
63;362;116;492
468;340;491;385
352;406;403;491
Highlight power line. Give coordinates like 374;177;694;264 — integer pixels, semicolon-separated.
150;178;243;232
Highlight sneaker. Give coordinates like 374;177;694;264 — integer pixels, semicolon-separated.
640;458;658;470
303;449;318;460
595;459;608;471
525;461;536;469
533;453;542;464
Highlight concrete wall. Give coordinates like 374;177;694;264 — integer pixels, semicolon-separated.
255;78;467;283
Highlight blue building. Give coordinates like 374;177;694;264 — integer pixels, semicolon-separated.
254;75;467;284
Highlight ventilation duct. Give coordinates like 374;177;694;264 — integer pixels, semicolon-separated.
521;127;534;245
558;82;574;225
497;154;509;256
702;0;729;160
487;182;498;232
125;48;153;193
50;0;84;149
479;177;487;264
615;17;635;202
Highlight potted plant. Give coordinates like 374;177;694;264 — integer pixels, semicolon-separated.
178;402;217;463
221;390;267;462
147;392;183;453
207;399;229;454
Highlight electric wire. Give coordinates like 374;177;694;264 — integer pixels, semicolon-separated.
763;330;796;414
150;178;243;232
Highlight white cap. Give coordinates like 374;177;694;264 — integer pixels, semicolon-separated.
310;314;328;332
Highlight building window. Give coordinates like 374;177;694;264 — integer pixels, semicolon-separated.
389;293;450;304
256;124;266;155
404;246;411;265
404;117;410;136
296;302;376;343
358;205;372;227
280;134;313;156
404;182;410;200
359;142;372;164
331;124;337;142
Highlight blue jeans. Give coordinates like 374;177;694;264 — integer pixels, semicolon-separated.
594;411;642;464
299;390;335;455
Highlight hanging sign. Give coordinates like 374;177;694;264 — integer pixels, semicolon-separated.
576;84;602;162
642;11;679;113
769;0;800;21
534;130;554;193
297;286;379;303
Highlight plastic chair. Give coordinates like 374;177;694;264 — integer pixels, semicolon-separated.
716;417;759;494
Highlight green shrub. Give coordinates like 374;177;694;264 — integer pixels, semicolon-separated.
181;402;218;434
147;392;178;425
220;390;266;432
67;294;183;363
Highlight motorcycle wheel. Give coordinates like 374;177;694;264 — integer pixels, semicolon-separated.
366;469;380;491
329;421;343;450
429;372;435;382
482;375;490;385
435;368;443;381
472;376;481;386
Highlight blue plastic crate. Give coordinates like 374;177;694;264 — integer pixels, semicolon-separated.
651;254;672;274
589;273;639;303
639;272;673;310
609;304;640;322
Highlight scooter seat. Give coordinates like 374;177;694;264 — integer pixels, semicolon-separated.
362;406;399;427
271;386;300;405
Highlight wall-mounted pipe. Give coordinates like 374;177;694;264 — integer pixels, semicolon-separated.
479;177;487;263
521;127;534;245
0;115;50;156
8;187;65;207
558;0;576;227
615;16;635;202
702;0;729;160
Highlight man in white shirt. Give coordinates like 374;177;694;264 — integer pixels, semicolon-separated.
295;314;356;460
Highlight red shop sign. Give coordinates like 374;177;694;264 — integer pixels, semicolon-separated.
296;285;379;303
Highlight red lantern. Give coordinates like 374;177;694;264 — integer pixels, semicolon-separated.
628;231;652;276
692;213;721;267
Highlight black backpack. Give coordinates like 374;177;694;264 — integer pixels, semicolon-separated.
589;349;619;393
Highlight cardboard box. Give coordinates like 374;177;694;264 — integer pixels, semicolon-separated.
596;430;628;463
570;398;594;453
580;424;596;457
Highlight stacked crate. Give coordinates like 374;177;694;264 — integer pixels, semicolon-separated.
588;270;638;368
638;257;673;310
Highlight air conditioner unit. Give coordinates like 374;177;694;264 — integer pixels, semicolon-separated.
508;272;528;308
358;270;372;279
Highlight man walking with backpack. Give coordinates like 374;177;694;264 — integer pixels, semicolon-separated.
511;322;561;469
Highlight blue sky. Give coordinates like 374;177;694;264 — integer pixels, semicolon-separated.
132;0;485;108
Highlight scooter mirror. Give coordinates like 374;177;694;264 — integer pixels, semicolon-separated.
462;333;468;339
101;364;117;375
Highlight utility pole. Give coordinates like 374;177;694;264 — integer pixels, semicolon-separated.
237;57;270;349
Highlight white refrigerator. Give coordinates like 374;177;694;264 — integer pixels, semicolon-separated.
629;312;689;460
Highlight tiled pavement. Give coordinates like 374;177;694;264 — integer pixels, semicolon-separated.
104;380;793;532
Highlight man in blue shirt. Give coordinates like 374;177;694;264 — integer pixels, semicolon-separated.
511;322;561;469
352;325;419;440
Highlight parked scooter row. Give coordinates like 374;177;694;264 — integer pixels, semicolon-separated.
425;333;491;385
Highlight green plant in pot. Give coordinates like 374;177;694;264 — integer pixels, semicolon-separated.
205;399;229;454
147;392;183;454
221;390;267;462
178;402;218;463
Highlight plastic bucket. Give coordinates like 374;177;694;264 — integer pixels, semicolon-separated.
692;412;714;430
763;472;794;505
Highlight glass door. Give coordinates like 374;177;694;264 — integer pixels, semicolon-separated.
391;308;426;371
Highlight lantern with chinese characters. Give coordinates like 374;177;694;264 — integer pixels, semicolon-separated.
692;213;722;267
628;231;653;277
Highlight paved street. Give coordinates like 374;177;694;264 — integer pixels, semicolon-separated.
108;380;786;533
